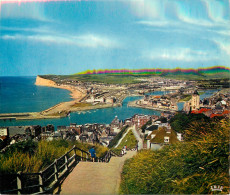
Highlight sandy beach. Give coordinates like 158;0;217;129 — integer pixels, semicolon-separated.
35;76;85;101
35;76;87;115
0;76;120;120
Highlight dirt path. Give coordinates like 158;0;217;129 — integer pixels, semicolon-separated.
60;151;136;195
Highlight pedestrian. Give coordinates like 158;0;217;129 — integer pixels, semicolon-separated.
123;146;127;154
121;148;124;156
89;146;96;162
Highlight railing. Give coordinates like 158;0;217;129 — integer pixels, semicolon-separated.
0;145;113;194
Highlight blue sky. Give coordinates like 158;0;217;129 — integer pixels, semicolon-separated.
0;0;229;76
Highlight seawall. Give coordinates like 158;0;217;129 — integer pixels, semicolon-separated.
35;76;57;87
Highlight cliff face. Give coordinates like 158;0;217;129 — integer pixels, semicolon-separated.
35;76;57;87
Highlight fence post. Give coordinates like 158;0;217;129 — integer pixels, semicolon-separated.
39;171;44;193
81;151;83;161
86;153;88;162
17;171;22;195
73;145;77;162
54;159;59;182
65;154;69;171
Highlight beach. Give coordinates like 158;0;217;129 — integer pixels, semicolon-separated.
35;76;85;101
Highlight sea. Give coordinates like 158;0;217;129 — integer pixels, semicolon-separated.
0;77;218;129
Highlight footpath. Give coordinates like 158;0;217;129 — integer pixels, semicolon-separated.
60;151;136;195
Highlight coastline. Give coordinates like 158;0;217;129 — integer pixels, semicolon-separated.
0;76;121;121
35;76;84;101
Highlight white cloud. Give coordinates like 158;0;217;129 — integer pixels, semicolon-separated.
214;39;230;56
144;48;216;62
0;3;46;21
73;34;120;48
126;0;163;19
137;20;170;27
1;33;120;48
131;0;229;29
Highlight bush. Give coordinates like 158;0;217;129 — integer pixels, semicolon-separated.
120;119;229;194
170;112;210;133
0;140;108;174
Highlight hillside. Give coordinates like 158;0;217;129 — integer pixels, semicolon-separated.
120;118;229;194
39;66;230;85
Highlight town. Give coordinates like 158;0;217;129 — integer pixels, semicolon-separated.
1;87;229;152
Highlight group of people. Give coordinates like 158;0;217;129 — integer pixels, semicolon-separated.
89;143;139;161
121;145;127;155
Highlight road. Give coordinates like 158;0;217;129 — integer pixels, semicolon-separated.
132;126;143;150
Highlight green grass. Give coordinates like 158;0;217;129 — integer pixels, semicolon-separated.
120;119;229;194
0;140;108;174
41;74;146;84
179;95;192;102
108;125;129;148
40;70;230;85
116;130;137;151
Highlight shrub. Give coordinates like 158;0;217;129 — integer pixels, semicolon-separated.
120;119;229;194
0;140;108;174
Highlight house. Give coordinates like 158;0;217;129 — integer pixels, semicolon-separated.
70;123;77;128
0;127;9;137
105;97;116;104
47;132;63;141
132;114;151;128
79;134;88;143
31;125;42;137
110;116;122;132
44;124;55;132
146;127;179;150
8;126;25;136
144;125;159;135
40;131;52;140
57;126;68;132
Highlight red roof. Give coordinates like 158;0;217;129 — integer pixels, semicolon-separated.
191;108;211;114
210;110;230;118
222;110;230;115
210;114;223;118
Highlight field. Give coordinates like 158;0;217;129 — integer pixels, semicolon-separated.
42;74;146;84
40;70;230;85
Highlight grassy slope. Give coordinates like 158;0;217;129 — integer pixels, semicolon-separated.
0;140;108;174
116;130;137;150
120;119;229;194
40;70;229;85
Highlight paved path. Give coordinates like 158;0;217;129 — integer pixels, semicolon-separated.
60;151;136;195
132;127;143;150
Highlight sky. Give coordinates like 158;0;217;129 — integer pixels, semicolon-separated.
0;0;229;76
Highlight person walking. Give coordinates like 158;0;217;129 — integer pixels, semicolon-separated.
89;146;96;162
